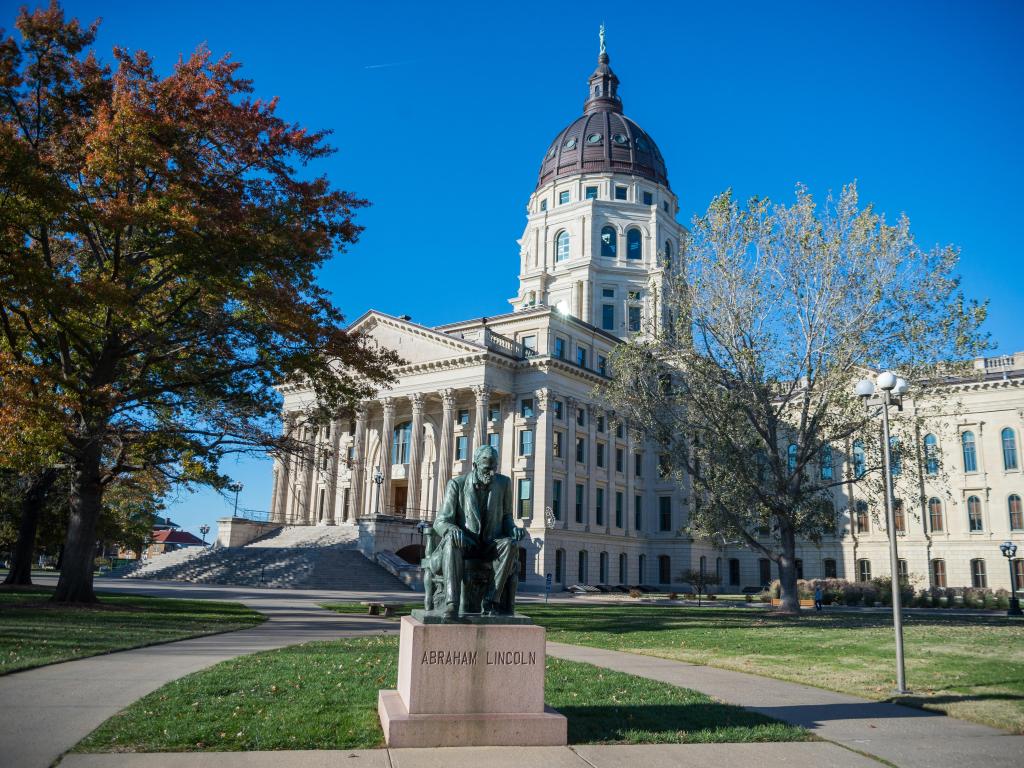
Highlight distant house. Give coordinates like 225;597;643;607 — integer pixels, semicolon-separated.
144;529;206;559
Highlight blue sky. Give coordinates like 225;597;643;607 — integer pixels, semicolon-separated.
48;1;1024;537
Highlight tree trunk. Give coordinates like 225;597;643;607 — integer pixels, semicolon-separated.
776;520;801;614
52;448;103;603
3;469;58;586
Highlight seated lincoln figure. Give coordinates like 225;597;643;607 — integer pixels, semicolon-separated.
422;444;525;620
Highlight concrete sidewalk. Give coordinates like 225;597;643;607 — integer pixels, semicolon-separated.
0;589;399;768
60;742;879;768
548;643;1024;768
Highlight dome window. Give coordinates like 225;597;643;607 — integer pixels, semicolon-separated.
564;137;577;149
587;133;603;145
635;137;647;151
627;228;643;260
600;226;617;258
555;230;570;263
613;133;628;145
547;147;557;159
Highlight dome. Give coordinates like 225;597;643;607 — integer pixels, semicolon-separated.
536;47;669;190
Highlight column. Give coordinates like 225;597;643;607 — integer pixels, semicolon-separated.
472;384;491;454
564;397;576;531
325;414;343;525
534;388;551;527
300;422;316;524
350;404;368;520
379;398;395;516
435;389;456;514
588;405;599;532
407;393;425;519
272;412;297;522
625;420;635;536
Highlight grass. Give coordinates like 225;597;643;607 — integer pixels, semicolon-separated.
74;635;808;752
0;586;264;675
320;601;420;618
519;604;1024;733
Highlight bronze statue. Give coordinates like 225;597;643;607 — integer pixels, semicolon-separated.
422;445;525;620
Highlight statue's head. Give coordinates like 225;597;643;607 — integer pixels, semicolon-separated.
471;444;498;486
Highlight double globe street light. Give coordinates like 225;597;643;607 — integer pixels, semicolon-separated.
856;370;910;695
999;541;1022;617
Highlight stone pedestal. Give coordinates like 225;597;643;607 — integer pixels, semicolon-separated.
378;615;567;747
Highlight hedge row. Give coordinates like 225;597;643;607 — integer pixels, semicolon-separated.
763;577;1015;609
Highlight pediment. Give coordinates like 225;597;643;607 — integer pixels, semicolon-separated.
350;311;485;366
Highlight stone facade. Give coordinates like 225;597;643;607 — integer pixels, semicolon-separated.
268;47;1024;595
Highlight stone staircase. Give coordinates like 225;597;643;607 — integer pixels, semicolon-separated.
113;524;411;592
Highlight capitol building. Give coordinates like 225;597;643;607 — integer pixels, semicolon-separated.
267;44;1024;595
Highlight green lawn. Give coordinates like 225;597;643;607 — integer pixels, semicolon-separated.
0;587;264;674
520;604;1024;733
74;636;807;752
320;601;420;618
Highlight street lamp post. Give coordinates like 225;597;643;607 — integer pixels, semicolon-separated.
416;520;432;564
373;466;384;517
199;524;210;546
1000;541;1022;617
228;482;243;518
856;371;910;695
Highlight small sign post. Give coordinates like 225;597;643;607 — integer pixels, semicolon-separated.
545;572;552;604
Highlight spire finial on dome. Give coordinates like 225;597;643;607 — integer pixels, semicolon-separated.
584;27;621;114
599;23;606;55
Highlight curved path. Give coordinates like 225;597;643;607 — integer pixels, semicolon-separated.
0;577;405;768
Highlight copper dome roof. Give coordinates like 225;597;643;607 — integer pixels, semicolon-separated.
536;49;669;191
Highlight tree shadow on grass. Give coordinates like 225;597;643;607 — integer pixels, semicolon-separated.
557;702;807;744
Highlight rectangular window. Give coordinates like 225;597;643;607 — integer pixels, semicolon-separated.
602;287;615;298
576;346;588;368
576;437;586;463
858;559;872;582
457;409;470;425
635;452;642;477
554;337;566;359
597;355;607;376
634;495;642;530
553;400;563;420
596;443;605;468
893;500;906;534
898;559;909;582
343;488;350;519
616;423;624;439
824;558;837;578
520;398;535;418
519;429;534;457
658;454;671;478
595;487;605;525
615;448;624;473
518;478;532;518
575;484;585;523
488;405;501;422
658;555;671;584
585;185;598;200
663;200;669;213
659;496;672;531
540;199;547;211
628;306;641;332
455;435;468;460
931;559;947;587
615;185;627;201
318;488;325;518
552;479;563;520
521;335;537;354
728;558;740;585
597;415;605;433
615;491;624;528
971;558;987;588
642;191;653;205
602;303;615;330
795;558;804;580
576;407;586;427
759;558;771;586
347;445;355;462
552;431;563;458
559;190;570;205
488;432;500;455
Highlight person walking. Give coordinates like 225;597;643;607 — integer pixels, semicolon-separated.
814;584;824;612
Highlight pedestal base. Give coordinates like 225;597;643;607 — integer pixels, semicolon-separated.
378;689;567;747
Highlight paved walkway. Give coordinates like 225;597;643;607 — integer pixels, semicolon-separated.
548;643;1024;768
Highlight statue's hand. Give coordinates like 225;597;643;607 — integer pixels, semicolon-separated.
450;529;465;549
511;526;525;542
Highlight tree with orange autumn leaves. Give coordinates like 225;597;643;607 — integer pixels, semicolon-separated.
0;3;399;602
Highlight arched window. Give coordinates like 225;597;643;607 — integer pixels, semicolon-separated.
699;555;707;576
618;553;627;584
555;230;570;263
854;500;869;534
857;559;872;582
820;444;834;480
658;554;671;584
967;495;983;532
892;499;905;533
970;558;987;588
924;433;939;475
1002;428;1018;470
638;554;647;584
889;436;902;476
931;559;946;587
578;550;588;583
853;439;866;479
626;228;643;260
391;421;412;464
1009;494;1023;531
961;431;977;472
663;239;673;267
600;226;616;257
928;497;944;532
599;551;609;584
787;443;798;474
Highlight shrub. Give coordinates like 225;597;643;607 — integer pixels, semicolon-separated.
707;594;717;600
769;579;781;599
842;583;863;606
756;590;771;603
745;594;753;603
668;592;679;600
628;588;642;599
983;591;997;609
938;596;949;607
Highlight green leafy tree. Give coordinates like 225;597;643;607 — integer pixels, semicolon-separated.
0;3;399;602
604;184;987;613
